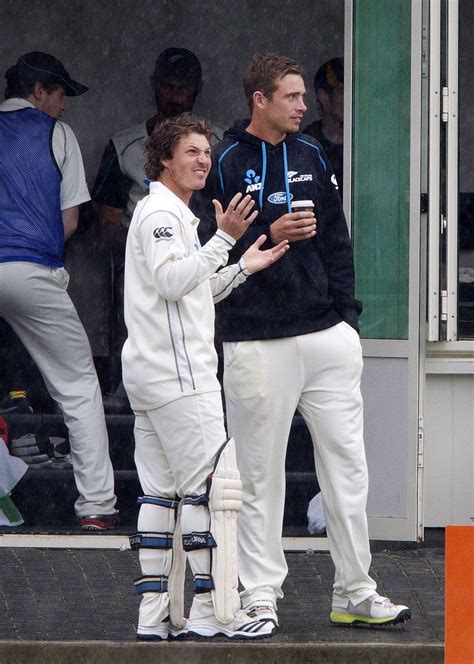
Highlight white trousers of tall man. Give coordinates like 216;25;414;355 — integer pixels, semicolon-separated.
223;321;377;611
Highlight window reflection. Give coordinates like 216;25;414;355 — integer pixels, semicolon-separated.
458;0;474;338
1;0;343;534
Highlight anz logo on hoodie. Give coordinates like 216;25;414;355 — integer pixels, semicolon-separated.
244;169;262;193
246;181;263;193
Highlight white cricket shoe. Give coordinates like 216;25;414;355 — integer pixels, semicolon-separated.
330;593;411;627
137;618;187;641
186;609;277;639
245;599;279;627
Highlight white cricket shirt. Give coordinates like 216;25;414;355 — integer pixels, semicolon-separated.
122;181;250;410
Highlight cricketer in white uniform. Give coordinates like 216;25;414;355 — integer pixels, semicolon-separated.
0;52;118;529
121;113;288;640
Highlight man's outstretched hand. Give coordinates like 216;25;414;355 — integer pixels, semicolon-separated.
242;235;289;274
213;193;258;240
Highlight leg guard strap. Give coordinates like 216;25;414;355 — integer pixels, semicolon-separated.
182;531;216;551
194;574;215;594
182;493;216;551
137;495;180;509
183;494;208;507
133;575;168;594
129;532;173;550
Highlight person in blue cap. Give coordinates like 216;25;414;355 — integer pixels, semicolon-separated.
0;52;119;530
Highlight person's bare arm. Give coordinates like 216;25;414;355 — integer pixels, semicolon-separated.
96;203;128;250
62;206;79;240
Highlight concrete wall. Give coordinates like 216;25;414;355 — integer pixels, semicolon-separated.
0;0;344;186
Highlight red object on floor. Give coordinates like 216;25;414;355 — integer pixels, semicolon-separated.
0;416;8;445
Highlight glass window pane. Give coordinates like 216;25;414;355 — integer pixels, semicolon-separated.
458;0;474;338
1;0;344;536
352;0;411;340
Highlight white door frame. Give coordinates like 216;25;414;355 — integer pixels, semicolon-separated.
347;0;423;542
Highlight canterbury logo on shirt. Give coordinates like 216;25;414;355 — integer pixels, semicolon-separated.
153;226;173;240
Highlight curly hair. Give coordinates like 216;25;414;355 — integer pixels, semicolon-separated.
243;53;303;111
145;113;212;181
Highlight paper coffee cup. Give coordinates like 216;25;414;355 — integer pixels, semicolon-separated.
291;200;314;212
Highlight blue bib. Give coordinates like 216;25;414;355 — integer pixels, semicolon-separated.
0;107;63;267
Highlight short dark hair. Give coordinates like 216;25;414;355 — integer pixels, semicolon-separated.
145;112;212;180
243;53;303;111
151;48;202;90
5;65;61;99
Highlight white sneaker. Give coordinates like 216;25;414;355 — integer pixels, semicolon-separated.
330;593;411;626
137;619;187;641
245;599;279;627
186;609;276;639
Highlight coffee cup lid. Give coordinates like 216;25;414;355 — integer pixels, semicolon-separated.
291;200;314;208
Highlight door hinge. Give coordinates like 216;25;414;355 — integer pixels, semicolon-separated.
441;290;447;321
442;87;449;122
441;213;446;234
420;193;428;213
417;417;424;469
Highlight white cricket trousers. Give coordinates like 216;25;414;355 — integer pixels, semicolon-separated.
0;262;116;517
133;391;229;628
223;322;377;610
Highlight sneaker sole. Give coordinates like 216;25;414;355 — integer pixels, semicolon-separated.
186;630;275;640
330;608;411;627
168;629;189;640
137;626;186;641
137;633;168;641
186;619;277;640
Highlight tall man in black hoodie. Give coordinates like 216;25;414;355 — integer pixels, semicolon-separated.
192;53;410;632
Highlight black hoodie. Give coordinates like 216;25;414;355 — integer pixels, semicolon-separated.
191;120;362;341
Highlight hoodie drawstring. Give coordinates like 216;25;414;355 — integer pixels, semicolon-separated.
282;142;291;213
258;141;291;213
258;141;268;212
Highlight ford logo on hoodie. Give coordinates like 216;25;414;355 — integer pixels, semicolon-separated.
267;192;293;205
